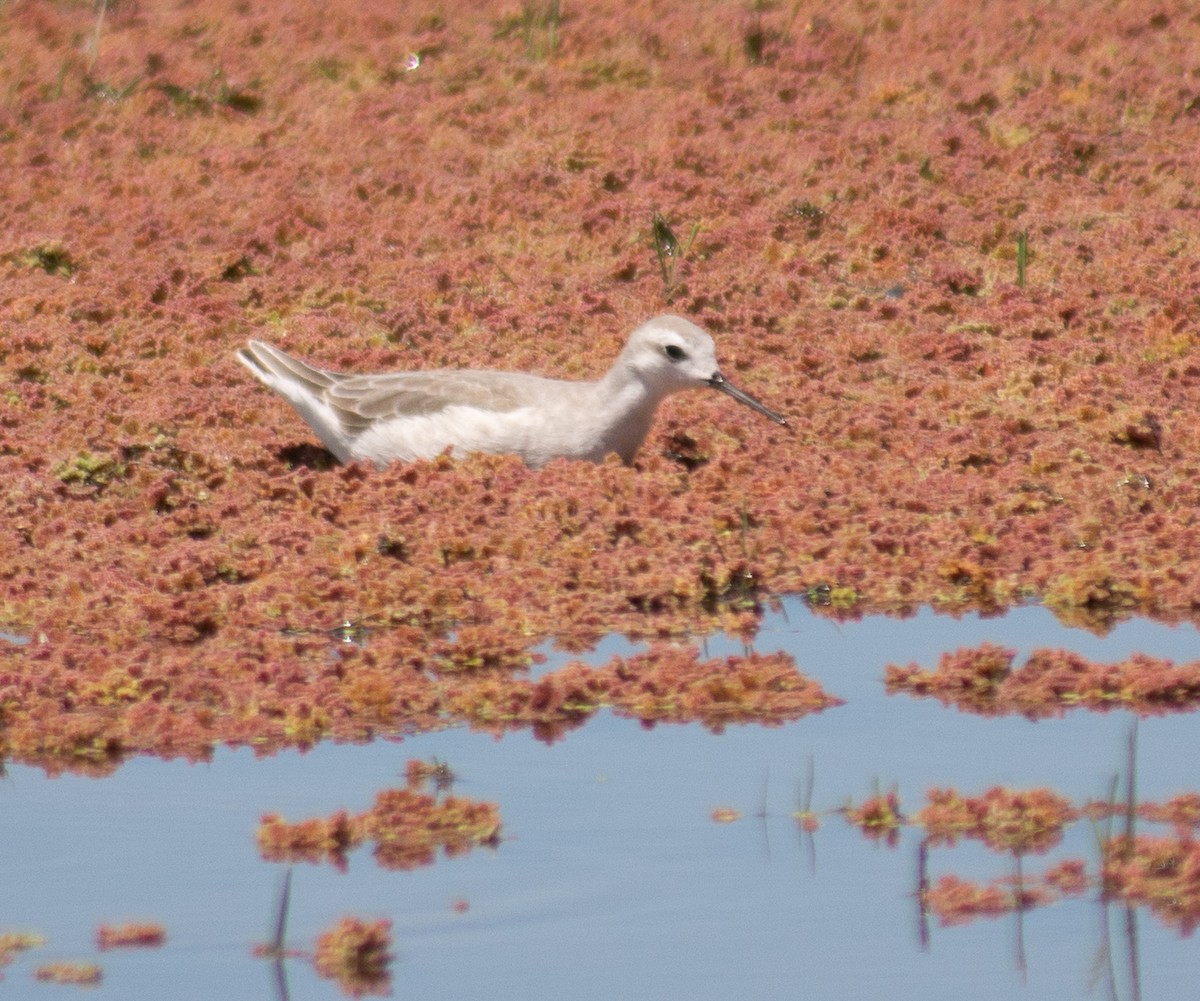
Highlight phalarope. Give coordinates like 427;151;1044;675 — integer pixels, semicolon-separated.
237;314;787;468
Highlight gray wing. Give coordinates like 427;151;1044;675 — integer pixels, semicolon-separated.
238;340;542;433
326;371;536;430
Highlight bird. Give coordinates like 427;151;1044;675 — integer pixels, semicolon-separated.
236;314;787;468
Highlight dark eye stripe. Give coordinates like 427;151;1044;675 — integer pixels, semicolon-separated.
664;344;686;361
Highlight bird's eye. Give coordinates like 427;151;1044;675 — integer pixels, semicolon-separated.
664;344;686;362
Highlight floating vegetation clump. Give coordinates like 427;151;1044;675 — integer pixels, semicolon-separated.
313;917;393;998
916;787;1077;854
821;784;1200;933
606;647;841;731
257;811;362;868
34;962;103;985
96;923;167;950
442;647;840;739
887;646;1200;718
843;790;903;846
366;788;502;870
1102;835;1200;934
0;932;44;968
257;771;501;872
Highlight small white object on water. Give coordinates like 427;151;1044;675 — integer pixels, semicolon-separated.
236;314;787;468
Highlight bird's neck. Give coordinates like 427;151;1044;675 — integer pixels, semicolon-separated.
592;366;666;462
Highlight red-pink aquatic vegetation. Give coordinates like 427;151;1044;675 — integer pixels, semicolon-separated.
313;918;392;998
3;0;1200;767
795;811;821;835
0;932;44;968
440;661;610;739
442;646;838;737
603;646;841;732
972;788;1078;854
1102;835;1200;934
256;785;500;871
404;757;456;791
916;789;979;846
33;962;103;985
95;923;166;950
844;791;904;846
887;646;1200;718
1137;793;1200;837
916;787;1076;853
885;644;1015;712
366;788;502;870
1044;859;1091;896
923;794;1200;928
257;810;362;868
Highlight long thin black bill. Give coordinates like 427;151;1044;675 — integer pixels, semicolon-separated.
709;373;788;426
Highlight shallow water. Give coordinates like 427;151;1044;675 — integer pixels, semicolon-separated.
2;601;1198;999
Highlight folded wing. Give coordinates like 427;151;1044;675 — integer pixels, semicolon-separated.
238;341;534;439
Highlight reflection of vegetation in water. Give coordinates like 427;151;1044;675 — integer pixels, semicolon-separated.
819;721;1200;952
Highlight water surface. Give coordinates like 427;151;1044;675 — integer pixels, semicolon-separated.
2;602;1197;999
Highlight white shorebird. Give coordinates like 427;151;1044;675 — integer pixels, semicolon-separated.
236;314;787;468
